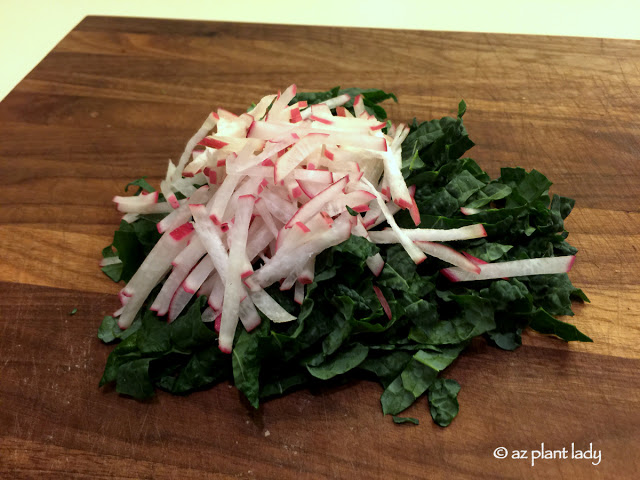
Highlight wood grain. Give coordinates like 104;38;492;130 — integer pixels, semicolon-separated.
1;16;639;479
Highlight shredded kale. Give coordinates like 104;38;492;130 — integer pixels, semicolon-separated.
392;416;420;425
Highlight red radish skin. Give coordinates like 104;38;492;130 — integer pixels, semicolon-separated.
246;120;256;137
292;185;303;198
295;222;311;233
118;291;131;305
353;95;364;116
393;197;411;209
310;115;333;125
440;268;460;282
170;223;195;241
168;194;180;209
362;219;377;229
290;108;303;123
206;168;217;184
320;211;334;225
351;205;370;213
373;286;392;320
198;137;229;149
462;252;488;265
408;196;421;226
416;241;481;274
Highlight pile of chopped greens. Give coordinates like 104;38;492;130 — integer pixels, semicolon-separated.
98;87;590;427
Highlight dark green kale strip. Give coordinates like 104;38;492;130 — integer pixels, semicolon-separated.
124;177;155;195
392;416;420;425
428;378;461;427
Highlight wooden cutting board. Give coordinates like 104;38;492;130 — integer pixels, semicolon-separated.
1;16;638;479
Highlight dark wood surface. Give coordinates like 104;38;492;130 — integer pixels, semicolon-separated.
1;16;639;479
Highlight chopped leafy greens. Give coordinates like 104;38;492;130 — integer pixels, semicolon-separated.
98;88;589;427
392;416;420;425
428;378;461;427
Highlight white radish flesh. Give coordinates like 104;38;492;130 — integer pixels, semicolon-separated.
441;256;576;282
207;272;224;311
351;218;385;277
219;195;256;352
116;224;194;328
100;256;122;267
368;224;487;244
415;241;481;274
361;178;426;264
247;94;277;120
247;213;352;291
208;171;244;225
285;176;348;228
151;238;206;315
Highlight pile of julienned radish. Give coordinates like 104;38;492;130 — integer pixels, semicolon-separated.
106;85;575;353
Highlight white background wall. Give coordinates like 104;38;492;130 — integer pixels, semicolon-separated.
2;0;639;101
